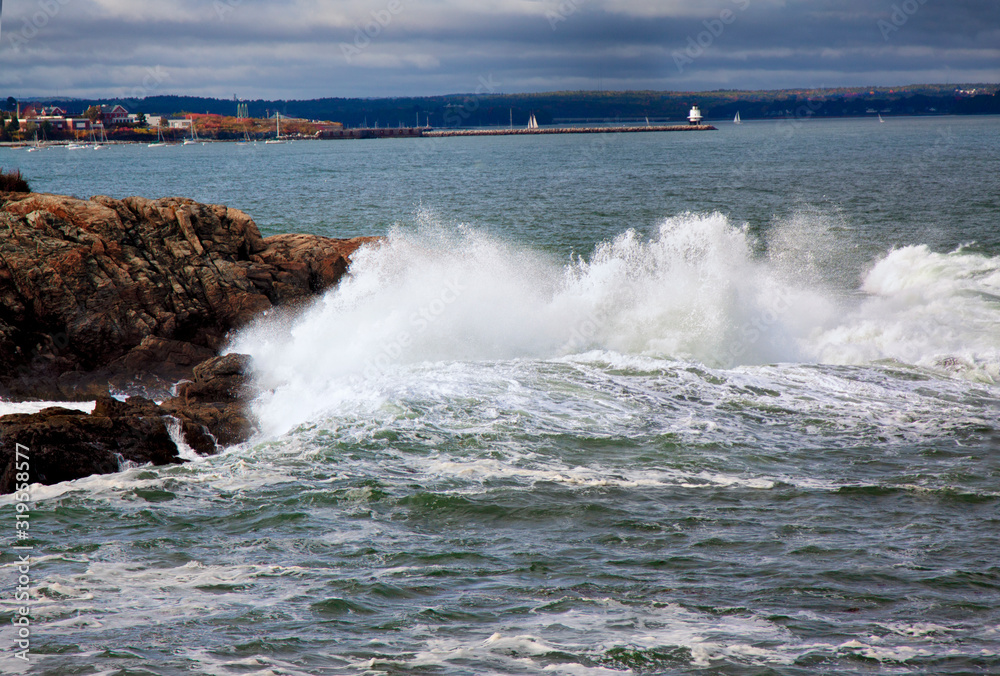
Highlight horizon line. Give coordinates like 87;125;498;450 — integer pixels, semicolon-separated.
9;82;999;103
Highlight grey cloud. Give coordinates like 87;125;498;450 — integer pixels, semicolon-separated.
0;0;996;99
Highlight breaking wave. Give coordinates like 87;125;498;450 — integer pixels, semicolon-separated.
230;211;1000;434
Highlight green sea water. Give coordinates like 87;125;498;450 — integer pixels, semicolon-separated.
1;115;999;675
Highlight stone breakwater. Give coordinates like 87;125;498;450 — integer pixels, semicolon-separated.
0;190;377;492
423;125;717;137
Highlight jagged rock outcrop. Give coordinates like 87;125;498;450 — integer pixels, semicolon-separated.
0;191;377;399
0;191;377;493
0;397;180;494
0;352;257;493
162;353;255;451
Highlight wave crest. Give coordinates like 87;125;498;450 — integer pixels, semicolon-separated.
230;212;1000;434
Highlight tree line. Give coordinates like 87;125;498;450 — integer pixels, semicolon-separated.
3;85;998;133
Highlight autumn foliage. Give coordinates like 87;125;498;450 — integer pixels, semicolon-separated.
184;113;338;139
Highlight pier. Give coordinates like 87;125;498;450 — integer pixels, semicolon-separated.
1;125;719;147
313;124;716;140
316;127;425;139
423;124;716;137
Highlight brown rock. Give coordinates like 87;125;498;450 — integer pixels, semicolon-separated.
164;352;256;449
0;189;376;493
0;397;181;494
115;337;218;382
255;233;378;303
0;191;377;399
160;400;254;449
176;353;252;402
0;350;261;494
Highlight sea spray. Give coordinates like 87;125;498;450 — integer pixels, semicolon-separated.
230;211;1000;436
231;212;829;434
809;244;1000;378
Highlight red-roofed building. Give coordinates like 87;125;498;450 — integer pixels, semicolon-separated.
100;105;129;126
19;116;75;132
22;105;68;119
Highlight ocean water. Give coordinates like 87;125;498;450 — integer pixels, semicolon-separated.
2;116;1000;675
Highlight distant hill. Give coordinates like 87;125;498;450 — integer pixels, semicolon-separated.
8;84;998;128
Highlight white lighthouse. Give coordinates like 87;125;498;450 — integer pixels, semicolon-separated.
688;105;703;126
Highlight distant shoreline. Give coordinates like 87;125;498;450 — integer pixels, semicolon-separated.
12;84;996;130
1;113;996;148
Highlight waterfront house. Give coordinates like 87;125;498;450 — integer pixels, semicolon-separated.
100;105;129;126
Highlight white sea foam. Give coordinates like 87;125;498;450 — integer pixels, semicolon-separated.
0;400;95;416
0;558;306;644
878;622;952;638
350;599;822;673
231;212;819;435
231;211;1000;435
418;456;777;491
810;244;1000;380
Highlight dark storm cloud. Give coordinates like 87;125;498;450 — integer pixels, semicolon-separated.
0;0;996;99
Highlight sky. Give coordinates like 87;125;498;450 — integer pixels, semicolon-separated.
0;0;997;100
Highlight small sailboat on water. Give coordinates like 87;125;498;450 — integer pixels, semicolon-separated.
878;113;885;123
183;120;200;145
236;121;254;145
734;111;742;125
67;128;88;150
265;111;286;144
527;113;539;130
91;125;108;150
148;124;168;148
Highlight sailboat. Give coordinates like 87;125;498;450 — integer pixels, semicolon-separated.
183;121;199;145
878;113;885;123
265;111;286;144
527;113;539;130
734;111;742;125
26;132;41;152
67;127;88;150
236;126;251;145
148;124;168;148
91;125;108;150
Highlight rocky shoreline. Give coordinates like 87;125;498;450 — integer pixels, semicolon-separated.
0;190;376;493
